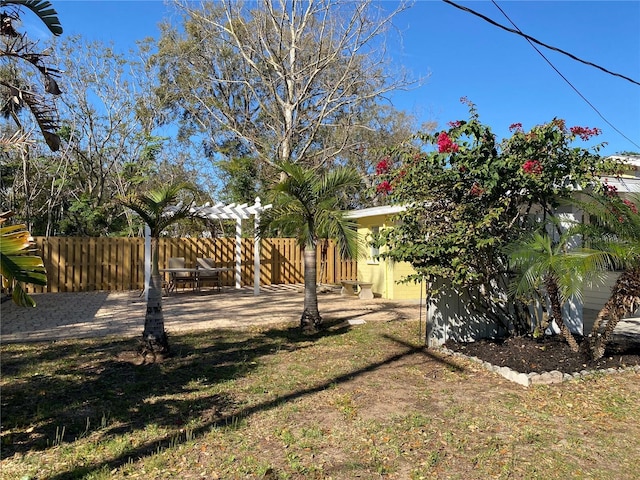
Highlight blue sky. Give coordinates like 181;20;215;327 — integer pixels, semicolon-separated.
39;1;640;156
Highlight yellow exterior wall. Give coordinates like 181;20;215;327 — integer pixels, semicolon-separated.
355;214;423;301
388;260;424;301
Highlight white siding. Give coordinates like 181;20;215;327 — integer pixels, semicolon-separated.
426;279;507;346
583;272;619;310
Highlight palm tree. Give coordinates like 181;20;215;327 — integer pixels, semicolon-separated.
1;0;64;151
508;229;612;352
0;210;46;306
576;192;640;360
589;264;640;359
119;182;194;357
260;162;361;333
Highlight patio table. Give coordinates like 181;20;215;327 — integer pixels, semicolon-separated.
159;267;199;294
160;267;233;294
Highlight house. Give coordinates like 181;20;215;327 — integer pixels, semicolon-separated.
345;205;420;301
346;155;640;346
346;205;505;346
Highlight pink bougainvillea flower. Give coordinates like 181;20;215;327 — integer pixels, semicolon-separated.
508;122;523;132
376;180;392;194
570;126;602;141
522;159;543;175
469;183;484;197
604;183;618;197
447;120;462;128
623;199;639;214
375;157;391;175
437;132;459;153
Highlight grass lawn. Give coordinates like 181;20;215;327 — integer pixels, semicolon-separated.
2;319;639;479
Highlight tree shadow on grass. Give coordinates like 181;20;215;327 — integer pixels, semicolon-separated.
0;321;346;456
1;324;465;480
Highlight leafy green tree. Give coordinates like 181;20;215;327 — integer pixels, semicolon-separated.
376;100;620;335
260;162;360;333
119;182;194;357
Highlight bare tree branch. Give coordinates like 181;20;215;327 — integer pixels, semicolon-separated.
155;0;422;168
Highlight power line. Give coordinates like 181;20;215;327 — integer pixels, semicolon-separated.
488;0;640;150
442;0;640;87
442;0;640;150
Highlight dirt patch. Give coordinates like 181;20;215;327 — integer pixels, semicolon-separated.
445;335;640;374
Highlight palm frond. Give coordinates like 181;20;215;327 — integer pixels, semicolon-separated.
3;0;63;35
0;129;33;152
317;167;361;202
0;212;47;306
264;162;361;257
119;182;195;236
0;80;60;151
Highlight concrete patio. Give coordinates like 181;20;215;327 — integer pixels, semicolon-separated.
2;286;638;347
0;285;423;343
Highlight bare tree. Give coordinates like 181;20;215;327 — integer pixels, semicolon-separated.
153;0;419;170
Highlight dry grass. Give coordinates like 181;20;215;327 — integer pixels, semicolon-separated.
2;319;639;479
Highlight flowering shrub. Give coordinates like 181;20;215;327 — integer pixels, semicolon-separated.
376;180;392;194
436;132;459;153
469;183;484;196
623;199;639;214
375;157;391;175
604;183;618;197
570;126;602;141
372;98;620;334
522;159;543;175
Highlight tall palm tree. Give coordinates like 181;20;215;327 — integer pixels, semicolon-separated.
508;229;612;352
120;182;194;357
0;210;46;306
260;162;361;333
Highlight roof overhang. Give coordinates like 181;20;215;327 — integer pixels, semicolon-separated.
608;155;640;170
345;204;407;219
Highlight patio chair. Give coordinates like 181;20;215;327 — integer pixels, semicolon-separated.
168;257;197;291
196;257;223;292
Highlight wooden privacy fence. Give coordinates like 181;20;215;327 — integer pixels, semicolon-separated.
28;237;357;293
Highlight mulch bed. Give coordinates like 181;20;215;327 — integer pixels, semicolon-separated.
444;335;640;374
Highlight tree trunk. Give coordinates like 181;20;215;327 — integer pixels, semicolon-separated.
545;276;580;352
300;245;322;333
141;239;169;358
589;266;640;360
141;272;169;357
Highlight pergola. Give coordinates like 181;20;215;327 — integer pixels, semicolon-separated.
145;197;272;296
